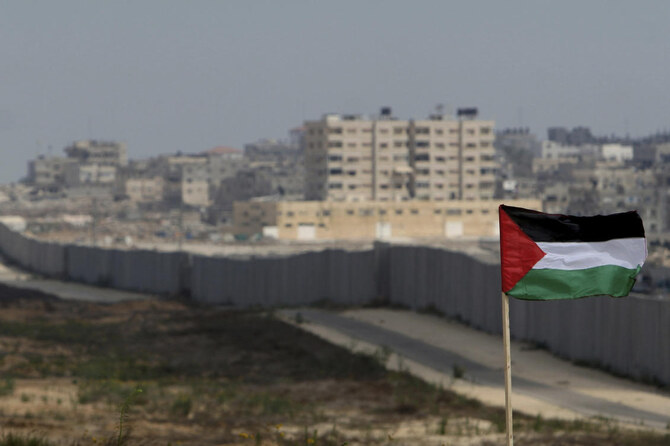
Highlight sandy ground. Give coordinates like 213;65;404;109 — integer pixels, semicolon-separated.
281;308;670;430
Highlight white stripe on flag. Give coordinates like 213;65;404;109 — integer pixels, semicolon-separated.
534;238;647;271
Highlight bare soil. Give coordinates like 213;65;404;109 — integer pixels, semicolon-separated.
0;283;667;445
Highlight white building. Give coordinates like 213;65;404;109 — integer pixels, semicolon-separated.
601;143;633;162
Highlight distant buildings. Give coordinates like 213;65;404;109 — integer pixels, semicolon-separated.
21;115;670;244
234;198;541;240
547;126;594;146
64;140;128;166
303;108;496;202
26;140;127;194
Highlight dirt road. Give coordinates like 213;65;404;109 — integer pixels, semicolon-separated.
284;308;670;430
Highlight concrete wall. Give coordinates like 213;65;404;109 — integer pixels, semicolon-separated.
387;245;670;387
191;249;376;306
0;223;667;386
65;246;188;294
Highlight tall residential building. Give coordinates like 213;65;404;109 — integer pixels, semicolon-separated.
304;108;496;202
64;140;128;166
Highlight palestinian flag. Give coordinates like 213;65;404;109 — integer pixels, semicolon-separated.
499;205;646;300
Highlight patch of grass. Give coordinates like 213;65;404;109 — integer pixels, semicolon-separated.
452;364;465;379
78;380;138;405
243;391;297;417
170;394;192;418
0;433;54;446
0;320;119;346
371;345;392;367
74;356;172;381
0;378;15;396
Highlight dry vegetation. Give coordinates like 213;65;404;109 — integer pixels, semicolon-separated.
0;283;667;445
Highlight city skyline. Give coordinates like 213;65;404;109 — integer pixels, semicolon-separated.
2;1;669;184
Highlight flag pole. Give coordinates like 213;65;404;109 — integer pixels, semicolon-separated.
502;291;514;445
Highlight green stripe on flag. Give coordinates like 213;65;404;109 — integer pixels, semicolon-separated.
507;265;641;300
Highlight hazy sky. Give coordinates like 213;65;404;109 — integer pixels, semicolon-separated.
1;1;669;183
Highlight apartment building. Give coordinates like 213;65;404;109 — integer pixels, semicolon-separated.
304;108;496;202
64;163;117;185
27;156;77;186
64;140;128;166
125;177;164;203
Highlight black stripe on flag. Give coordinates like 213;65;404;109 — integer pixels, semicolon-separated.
501;205;645;243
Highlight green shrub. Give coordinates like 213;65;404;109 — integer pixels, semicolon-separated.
0;378;15;396
170;394;192;417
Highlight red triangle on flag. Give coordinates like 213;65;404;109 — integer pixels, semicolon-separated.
499;206;546;292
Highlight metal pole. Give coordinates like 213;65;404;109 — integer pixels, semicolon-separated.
502;291;514;445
